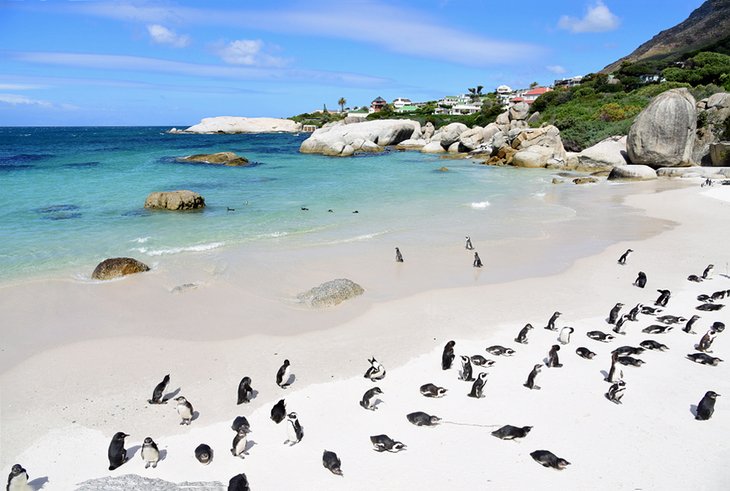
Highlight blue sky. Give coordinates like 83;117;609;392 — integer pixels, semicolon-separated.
0;0;705;126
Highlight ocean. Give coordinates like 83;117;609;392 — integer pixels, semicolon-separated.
0;126;668;283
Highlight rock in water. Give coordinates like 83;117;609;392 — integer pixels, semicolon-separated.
300;119;419;157
144;190;205;211
297;279;364;308
178;152;249;166
92;257;150;280
627;88;696;168
176;116;301;134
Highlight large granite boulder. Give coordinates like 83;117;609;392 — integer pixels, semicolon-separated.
421;141;446;153
174;117;301;134
144;190;205;210
512;146;555;168
458;126;485;150
710;142;730;166
607;165;658;180
178;152;249;166
627;88;697;168
422;121;435;140
509;102;530;121
576;136;629;171
396;139;428;150
297;278;364;308
300;120;419;157
694;92;730;164
431;123;468;148
92;257;150;280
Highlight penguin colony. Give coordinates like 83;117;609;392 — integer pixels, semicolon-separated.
5;245;727;488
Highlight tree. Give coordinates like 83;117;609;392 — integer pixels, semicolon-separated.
467;85;484;102
529;81;539;88
338;97;347;113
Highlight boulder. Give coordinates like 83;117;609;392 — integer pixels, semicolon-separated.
300;119;419;157
482;123;501;142
607;165;658;181
431;123;468;147
509;102;530;121
421;141;446;153
297;278;364;308
627;88;697;168
657;167;730;178
179;116;301;134
447;142;462;153
144;190;205;211
693;92;730;164
512;147;554;168
76;474;223;491
92;257;150;280
710;142;730;166
496;111;510;126
573;177;598;185
396;139;428;150
178;152;249;166
577;136;629;171
422;122;435;140
458;126;485;150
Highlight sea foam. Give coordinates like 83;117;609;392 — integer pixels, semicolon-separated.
133;242;224;256
470;201;490;209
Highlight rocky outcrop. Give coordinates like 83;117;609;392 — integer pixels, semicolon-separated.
627;89;697;168
172;117;301;134
656;166;730;178
576;136;629;171
694;92;730;164
607;165;658;180
710;142;730;166
76;475;224;491
92;257;150;280
430;123;468;148
144;190;205;211
421;141;446;153
300;119;419;157
297;278;364;308
178;152;249;166
509;102;530;122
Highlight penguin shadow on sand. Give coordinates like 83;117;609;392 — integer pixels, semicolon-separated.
28;477;49;490
163;387;182;402
689;404;699;418
126;444;142;460
158;449;169;463
282;374;296;388
244;440;258;453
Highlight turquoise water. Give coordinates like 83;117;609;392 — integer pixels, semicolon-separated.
0;127;572;281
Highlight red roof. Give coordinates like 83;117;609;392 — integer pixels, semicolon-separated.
524;87;551;96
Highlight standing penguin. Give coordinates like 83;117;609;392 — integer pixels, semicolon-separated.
696;391;720;420
271;399;287;424
231;426;249;457
606;380;626;405
473;252;483;268
194;444;213;465
442;340;456;370
149;374;170;404
228;474;250;491
683;315;701;334
546;345;563;368
360;387;383;411
465;236;474;250
107;432;129;471
468;372;488;398
141;437;160;469
395;247;404;263
285;412;304;445
545;311;561;331
276;360;292;389
634;272;647;288
515;323;534;344
696;330;718;353
524;364;542;390
608;303;624;324
702;264;714;280
459;355;474;381
558;327;574;345
617;248;633;265
6;464;29;491
627;303;642;321
655;289;671;307
605;352;623;383
237;376;254;404
613;316;628;335
364;357;386;381
175;396;194;425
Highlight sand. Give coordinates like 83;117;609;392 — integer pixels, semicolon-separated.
1;181;729;490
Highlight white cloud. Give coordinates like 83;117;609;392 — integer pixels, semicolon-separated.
215;39;287;67
147;24;190;47
0;93;52;107
558;1;620;33
0;83;45;90
546;65;567;74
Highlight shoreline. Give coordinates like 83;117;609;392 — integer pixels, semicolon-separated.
2;182;728;489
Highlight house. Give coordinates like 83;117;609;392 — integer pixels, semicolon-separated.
395;105;418;114
553;76;583;88
370;96;388;113
392;98;412;109
521;87;552;104
496;85;513;107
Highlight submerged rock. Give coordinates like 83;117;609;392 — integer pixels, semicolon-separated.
144;190;205;211
297;279;364;308
92;257;150;280
178;152;249;166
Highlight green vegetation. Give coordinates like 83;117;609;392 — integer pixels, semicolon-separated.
290;110;345;127
366;94;503;129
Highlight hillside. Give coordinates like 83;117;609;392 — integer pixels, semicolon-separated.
602;0;730;73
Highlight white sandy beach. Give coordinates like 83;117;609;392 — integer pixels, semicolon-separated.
2;181;729;490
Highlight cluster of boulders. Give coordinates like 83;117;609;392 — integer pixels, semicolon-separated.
299;119;420;156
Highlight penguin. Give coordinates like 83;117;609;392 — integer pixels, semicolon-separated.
237;376;254;404
617;356;645;367
696;391;720;420
686;353;723;366
515;323;534;344
364;357;386;381
655;289;671;307
530;450;571;470
634;271;647;288
231;426;249;457
711;290;728;301
558;327;574;345
587;331;615;342
612;346;644;356
491;425;532;440
486;346;516;356
683;315;701;334
524;364;542;389
546;345;562;368
608;303;624;324
712;321;725;333
470;355;495;367
605;352;623;383
545;311;561;331
395;247;404;263
406;411;441;426
627;304;642;321
419;383;448;398
285;412;304;445
468;372;488;398
459;355;474;381
696;330;717;353
656;315;687;325
613;315;628;335
360;387;383;410
276;359;292;388
231;416;251;434
697;303;724;311
107;432;129;471
442;340;456;370
688;274;702;283
194;444;213;465
228;473;250;491
575;347;596;359
640;340;669;351
642;325;672;334
271;399;287;424
149;374;170;404
322;450;343;476
6;464;28;491
617;248;633;265
141;437;160;469
370;434;407;453
697;294;712;302
465;236;474;250
641;305;662;315
701;264;714;279
175;396;194;425
606;380;626;405
473;252;483;268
